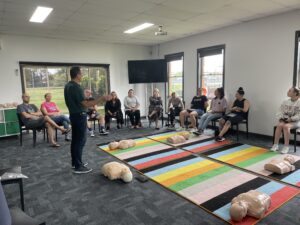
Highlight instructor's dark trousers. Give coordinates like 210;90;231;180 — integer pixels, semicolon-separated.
70;112;87;169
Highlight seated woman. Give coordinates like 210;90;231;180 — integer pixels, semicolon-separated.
148;88;163;130
41;93;71;141
196;87;227;134
105;91;124;130
179;88;208;131
215;87;250;142
124;89;141;128
271;87;300;154
168;92;184;128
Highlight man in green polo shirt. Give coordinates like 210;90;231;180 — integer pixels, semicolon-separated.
64;66;106;174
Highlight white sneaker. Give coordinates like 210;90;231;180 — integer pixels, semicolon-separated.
281;146;290;154
189;128;198;132
270;144;279;152
90;130;95;137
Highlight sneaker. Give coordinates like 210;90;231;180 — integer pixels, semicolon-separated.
215;136;225;142
90;130;95;137
65;133;71;141
281;146;290;154
73;166;93;174
72;162;88;169
270;144;279;152
193;129;203;136
189;128;198;132
99;129;109;135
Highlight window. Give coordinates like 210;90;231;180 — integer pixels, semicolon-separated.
20;62;110;114
165;52;184;99
197;45;225;99
293;31;300;87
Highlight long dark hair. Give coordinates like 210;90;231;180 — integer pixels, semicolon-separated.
215;87;225;99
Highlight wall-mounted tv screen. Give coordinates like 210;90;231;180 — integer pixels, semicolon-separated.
128;59;167;83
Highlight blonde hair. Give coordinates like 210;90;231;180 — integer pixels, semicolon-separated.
153;88;160;97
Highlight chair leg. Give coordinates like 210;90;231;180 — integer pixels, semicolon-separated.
19;179;25;211
294;130;297;153
236;124;239;142
273;126;276;144
55;128;58;141
246;122;249;139
20;130;23;146
33;130;36;147
93;120;96;131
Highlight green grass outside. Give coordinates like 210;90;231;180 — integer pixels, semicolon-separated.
27;87;104;114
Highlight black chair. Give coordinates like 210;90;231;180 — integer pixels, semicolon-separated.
231;111;249;142
0;183;45;225
17;114;46;147
0;166;25;211
273;126;299;153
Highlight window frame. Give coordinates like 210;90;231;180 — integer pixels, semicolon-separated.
19;61;110;94
164;52;184;105
293;31;300;87
197;44;225;95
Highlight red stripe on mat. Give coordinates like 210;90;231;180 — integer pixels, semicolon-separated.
134;151;192;170
189;140;232;153
231;183;300;225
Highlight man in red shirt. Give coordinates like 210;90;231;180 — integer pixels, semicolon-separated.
41;93;71;141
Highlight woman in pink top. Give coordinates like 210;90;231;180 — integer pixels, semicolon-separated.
41;93;71;141
196;88;227;134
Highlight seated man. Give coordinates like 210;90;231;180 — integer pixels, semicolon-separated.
124;89;141;128
17;93;70;147
179;88;208;131
41;93;71;141
168;92;184;128
84;89;108;136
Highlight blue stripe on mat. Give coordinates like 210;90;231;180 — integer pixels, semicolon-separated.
145;157;205;177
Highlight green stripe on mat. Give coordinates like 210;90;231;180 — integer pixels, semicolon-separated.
168;165;233;192
234;151;277;168
104;141;161;155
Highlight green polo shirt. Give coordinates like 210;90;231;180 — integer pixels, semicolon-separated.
64;81;86;114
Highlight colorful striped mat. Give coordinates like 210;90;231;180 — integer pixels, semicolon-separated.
98;137;300;225
146;131;214;147
181;139;300;187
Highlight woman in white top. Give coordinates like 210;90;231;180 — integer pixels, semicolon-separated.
196;88;227;134
124;89;141;128
271;87;300;154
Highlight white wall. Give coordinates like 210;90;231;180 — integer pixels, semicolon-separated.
0;34;151;115
152;10;300;136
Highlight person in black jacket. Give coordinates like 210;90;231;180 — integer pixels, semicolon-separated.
105;91;124;130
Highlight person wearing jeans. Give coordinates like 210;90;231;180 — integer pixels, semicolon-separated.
64;66;107;174
196;88;227;134
124;89;141;128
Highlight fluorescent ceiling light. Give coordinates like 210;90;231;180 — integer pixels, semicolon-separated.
30;6;53;23
124;23;154;34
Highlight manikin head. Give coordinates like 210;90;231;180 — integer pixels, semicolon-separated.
44;93;52;102
22;93;30;104
230;201;248;222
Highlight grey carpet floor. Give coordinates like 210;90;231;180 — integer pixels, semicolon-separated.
1;121;300;225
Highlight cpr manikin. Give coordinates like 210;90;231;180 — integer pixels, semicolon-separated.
264;155;296;174
230;190;271;222
167;131;190;144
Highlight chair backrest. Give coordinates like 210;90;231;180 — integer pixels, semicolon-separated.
0;184;12;225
